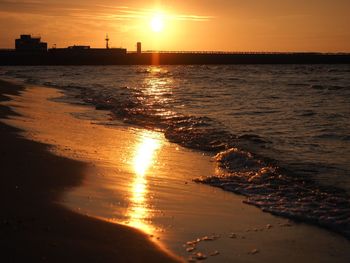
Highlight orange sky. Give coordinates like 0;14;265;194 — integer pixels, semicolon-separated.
0;0;349;52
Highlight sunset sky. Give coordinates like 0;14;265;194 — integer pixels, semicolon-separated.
1;0;349;52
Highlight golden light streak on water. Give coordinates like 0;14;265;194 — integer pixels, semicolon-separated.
126;130;162;234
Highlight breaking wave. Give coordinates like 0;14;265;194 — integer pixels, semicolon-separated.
74;82;350;239
195;148;350;239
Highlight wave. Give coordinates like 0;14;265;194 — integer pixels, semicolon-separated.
74;85;350;239
287;83;309;87
237;134;270;144
194;148;350;239
2;65;350;239
310;84;348;91
62;79;350;240
293;109;316;117
314;133;350;141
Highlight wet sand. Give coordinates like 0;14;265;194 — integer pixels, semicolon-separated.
0;79;180;263
1;79;350;262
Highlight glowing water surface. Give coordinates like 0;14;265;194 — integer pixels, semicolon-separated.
1;84;350;263
127;131;162;233
0;86;165;235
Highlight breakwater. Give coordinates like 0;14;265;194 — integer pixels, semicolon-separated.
0;50;349;65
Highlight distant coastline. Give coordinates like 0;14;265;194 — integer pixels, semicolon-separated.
1;50;350;65
1;34;349;65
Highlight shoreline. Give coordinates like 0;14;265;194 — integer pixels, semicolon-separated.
0;79;180;262
1;78;350;262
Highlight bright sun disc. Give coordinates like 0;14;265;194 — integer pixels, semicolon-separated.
150;15;164;32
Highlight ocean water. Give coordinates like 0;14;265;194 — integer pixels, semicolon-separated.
1;64;350;238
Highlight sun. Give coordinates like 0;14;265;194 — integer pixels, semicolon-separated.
150;14;164;33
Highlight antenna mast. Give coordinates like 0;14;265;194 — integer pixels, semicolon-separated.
105;34;110;49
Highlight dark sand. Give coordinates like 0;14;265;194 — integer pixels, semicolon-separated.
0;79;180;262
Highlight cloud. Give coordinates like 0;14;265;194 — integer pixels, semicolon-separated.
104;6;214;21
0;1;214;22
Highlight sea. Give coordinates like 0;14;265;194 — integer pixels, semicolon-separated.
1;64;349;238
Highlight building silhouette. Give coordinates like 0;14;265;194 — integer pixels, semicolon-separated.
15;35;47;52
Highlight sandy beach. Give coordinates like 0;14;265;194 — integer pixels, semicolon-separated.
0;79;180;262
1;79;350;263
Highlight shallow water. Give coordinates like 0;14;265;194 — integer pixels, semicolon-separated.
3;86;350;263
1;64;350;238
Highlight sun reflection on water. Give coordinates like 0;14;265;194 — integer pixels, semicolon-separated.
141;66;175;119
126;130;162;234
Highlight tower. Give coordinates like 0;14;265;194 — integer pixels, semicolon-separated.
137;42;141;54
105;34;110;49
